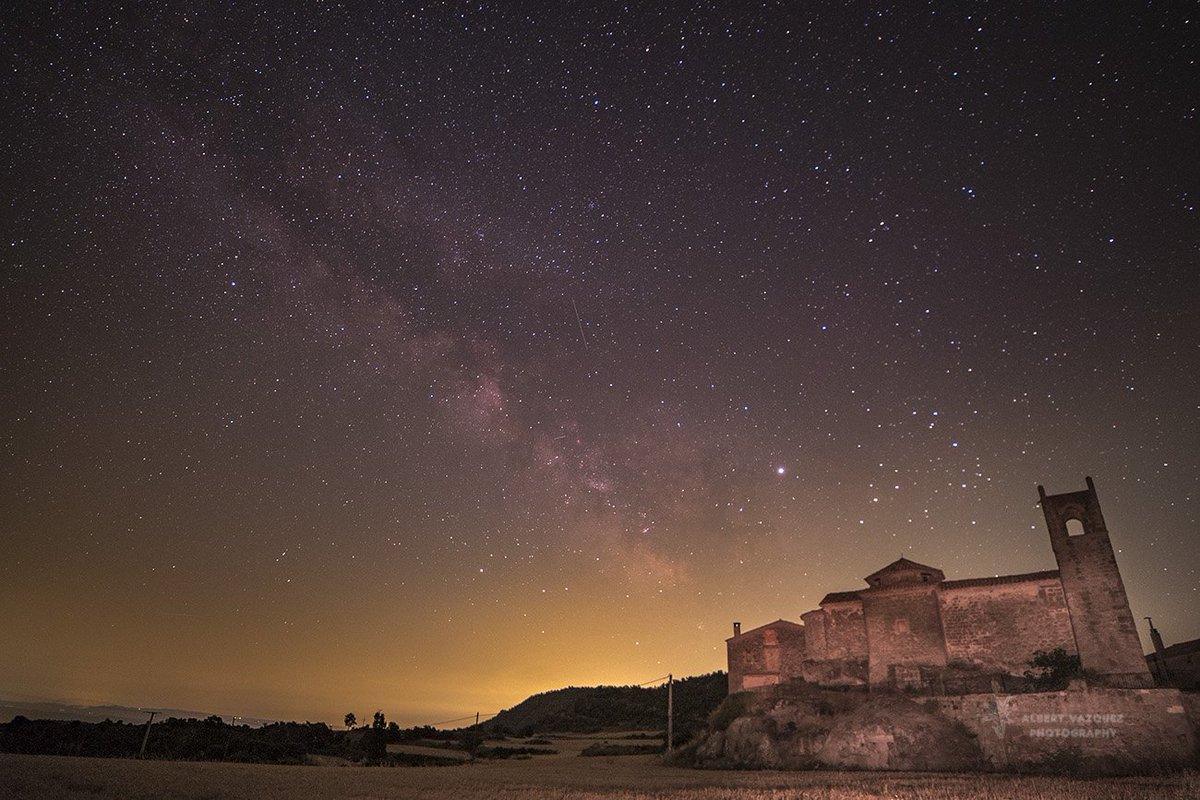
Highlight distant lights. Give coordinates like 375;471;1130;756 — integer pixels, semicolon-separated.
776;466;786;475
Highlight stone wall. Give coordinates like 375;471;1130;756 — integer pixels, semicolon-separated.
780;625;808;679
801;601;869;686
939;576;1076;675
823;602;868;660
727;622;806;693
801;599;868;662
862;585;946;686
800;609;826;659
935;686;1196;773
727;630;768;692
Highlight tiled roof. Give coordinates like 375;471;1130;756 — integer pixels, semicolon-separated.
940;569;1061;590
863;557;945;583
815;569;1061;602
818;590;861;605
726;618;803;641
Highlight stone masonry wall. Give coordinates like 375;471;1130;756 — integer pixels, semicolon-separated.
776;624;808;683
801;602;869;685
940;578;1076;674
1042;481;1152;683
727;623;806;692
824;602;868;660
728;631;769;691
936;686;1196;772
862;585;946;686
800;609;827;660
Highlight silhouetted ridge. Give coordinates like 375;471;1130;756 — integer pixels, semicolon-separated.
484;672;726;743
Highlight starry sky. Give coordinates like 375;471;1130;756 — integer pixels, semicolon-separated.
2;2;1197;726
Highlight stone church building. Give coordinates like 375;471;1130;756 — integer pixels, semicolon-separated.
727;478;1153;693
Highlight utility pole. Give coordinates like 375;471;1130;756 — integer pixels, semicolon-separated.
475;711;480;727
223;716;242;761
666;674;674;753
138;711;158;758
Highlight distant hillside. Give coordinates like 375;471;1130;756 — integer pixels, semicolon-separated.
0;698;273;727
485;672;726;743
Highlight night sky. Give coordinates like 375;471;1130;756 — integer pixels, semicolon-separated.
2;2;1197;726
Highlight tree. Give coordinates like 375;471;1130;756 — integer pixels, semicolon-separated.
363;711;388;762
344;712;356;730
458;728;483;760
1024;648;1085;691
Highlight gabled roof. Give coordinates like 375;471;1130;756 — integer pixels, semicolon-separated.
864;557;943;583
726;618;803;642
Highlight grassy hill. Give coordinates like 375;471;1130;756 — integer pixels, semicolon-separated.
484;672;726;744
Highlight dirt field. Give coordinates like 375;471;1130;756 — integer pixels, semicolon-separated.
2;737;1197;800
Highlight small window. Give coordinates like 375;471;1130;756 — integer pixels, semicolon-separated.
921;572;930;582
893;618;910;634
1065;518;1086;537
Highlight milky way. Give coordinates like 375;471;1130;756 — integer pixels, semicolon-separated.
2;2;1196;724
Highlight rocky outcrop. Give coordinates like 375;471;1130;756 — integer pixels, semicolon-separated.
686;685;981;771
817;695;979;770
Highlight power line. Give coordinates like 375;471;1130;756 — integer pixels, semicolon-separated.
424;712;498;728
635;674;671;687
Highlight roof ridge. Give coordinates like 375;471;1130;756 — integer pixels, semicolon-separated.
940;569;1061;589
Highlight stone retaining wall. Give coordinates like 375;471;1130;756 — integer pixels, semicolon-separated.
934;686;1195;772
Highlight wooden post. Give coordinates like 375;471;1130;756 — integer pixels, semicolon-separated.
666;674;673;753
475;711;480;727
138;711;158;758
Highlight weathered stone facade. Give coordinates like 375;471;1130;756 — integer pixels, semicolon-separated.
725;620;806;690
935;685;1196;773
728;478;1154;694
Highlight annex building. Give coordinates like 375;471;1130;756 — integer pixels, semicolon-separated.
727;478;1154;694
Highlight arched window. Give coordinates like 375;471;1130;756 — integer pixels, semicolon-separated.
1065;518;1086;537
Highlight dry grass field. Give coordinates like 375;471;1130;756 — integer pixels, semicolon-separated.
1;735;1197;800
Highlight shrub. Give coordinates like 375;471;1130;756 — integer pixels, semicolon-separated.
1024;648;1086;691
579;742;661;757
708;692;757;732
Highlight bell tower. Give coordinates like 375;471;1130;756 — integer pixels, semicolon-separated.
1040;477;1151;685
